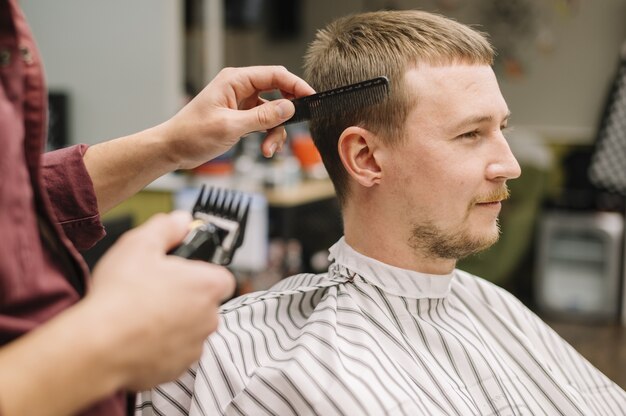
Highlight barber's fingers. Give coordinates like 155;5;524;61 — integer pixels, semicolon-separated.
233;98;294;140
130;211;193;252
186;261;236;303
217;65;315;101
237;96;289;157
122;212;236;301
262;126;288;157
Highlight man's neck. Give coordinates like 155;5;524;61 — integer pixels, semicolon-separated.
342;205;457;275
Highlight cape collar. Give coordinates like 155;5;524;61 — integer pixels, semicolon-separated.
329;237;454;299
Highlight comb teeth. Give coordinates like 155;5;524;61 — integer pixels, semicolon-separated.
285;76;390;125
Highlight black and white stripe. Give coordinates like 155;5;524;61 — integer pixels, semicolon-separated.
137;238;626;415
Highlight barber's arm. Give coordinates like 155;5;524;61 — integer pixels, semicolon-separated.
0;66;314;416
83;65;315;213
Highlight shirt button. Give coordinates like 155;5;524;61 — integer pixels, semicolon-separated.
19;46;33;65
0;49;10;67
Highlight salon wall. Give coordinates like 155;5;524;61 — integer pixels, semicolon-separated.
484;0;626;143
20;0;183;146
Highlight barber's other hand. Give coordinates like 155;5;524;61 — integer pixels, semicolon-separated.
85;211;235;391
159;66;315;168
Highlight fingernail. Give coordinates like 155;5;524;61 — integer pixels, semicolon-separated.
267;142;278;157
275;100;293;119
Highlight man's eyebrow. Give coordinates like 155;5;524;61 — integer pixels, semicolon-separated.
451;111;511;131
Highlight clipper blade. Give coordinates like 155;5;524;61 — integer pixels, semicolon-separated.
170;185;250;265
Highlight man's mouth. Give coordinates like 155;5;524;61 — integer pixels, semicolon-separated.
473;185;510;207
475;200;502;209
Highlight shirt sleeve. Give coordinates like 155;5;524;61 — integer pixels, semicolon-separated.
41;144;105;251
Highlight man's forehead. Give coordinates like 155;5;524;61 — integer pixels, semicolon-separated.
402;63;496;94
401;64;506;123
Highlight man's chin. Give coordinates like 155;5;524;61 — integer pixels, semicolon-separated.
410;221;501;260
459;230;500;258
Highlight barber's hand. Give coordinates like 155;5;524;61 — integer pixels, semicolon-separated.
159;65;315;168
85;211;235;391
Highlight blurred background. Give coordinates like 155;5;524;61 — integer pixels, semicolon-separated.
22;0;626;388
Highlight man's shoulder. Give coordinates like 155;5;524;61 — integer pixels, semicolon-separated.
453;268;525;303
219;272;340;314
453;268;531;314
454;268;511;294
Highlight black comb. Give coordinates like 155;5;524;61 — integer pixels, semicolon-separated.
284;76;390;125
170;185;250;265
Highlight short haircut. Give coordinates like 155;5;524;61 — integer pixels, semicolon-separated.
303;10;494;205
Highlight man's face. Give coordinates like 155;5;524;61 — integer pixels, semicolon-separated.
382;64;521;260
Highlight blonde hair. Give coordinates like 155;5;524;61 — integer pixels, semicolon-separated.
303;10;493;205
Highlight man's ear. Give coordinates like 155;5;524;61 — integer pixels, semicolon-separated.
338;126;382;187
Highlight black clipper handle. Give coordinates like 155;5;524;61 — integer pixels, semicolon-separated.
169;221;224;263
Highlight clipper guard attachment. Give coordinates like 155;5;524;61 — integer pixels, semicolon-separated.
170;186;250;265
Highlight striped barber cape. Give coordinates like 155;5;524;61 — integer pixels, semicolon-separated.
136;238;626;416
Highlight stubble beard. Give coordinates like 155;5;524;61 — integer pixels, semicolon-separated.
407;185;509;260
409;183;510;260
409;217;501;260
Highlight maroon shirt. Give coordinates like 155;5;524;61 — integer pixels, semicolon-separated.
1;1;126;414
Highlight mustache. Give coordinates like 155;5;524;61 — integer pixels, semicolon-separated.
473;185;510;204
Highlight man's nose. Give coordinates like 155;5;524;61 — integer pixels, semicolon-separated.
486;134;522;181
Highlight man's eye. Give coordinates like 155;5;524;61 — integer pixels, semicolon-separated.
458;130;479;139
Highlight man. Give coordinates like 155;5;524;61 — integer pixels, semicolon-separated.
138;10;626;415
0;1;315;415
